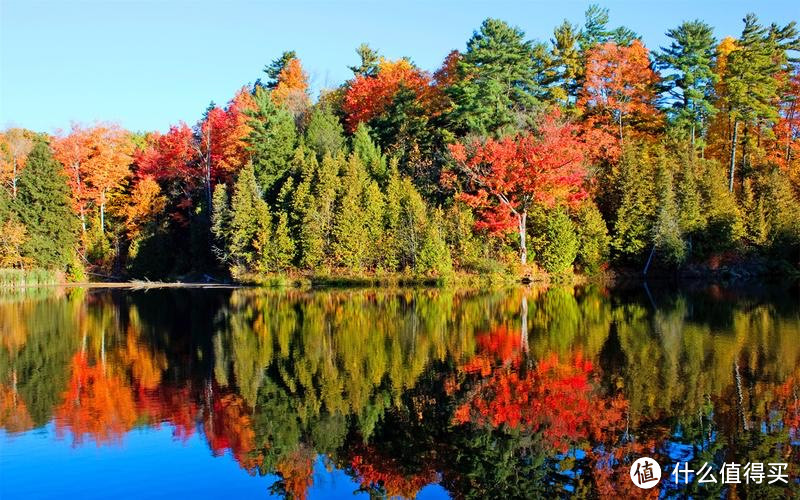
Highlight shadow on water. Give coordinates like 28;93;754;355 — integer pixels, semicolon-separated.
1;282;799;498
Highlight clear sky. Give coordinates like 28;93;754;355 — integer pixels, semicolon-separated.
1;0;797;134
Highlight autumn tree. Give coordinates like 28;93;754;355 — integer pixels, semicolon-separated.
449;111;586;264
83;125;134;233
53;125;93;232
0;128;34;198
578;40;661;164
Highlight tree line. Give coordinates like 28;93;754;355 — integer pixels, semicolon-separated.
1;5;799;281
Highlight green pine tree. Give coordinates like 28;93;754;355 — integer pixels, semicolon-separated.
656;20;718;146
652;165;686;265
246;87;297;196
12;140;77;270
540;208;579;274
447;18;547;136
305;106;345;159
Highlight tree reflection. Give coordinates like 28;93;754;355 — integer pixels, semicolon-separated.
1;283;799;497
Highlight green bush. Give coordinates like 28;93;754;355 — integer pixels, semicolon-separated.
540;209;579;274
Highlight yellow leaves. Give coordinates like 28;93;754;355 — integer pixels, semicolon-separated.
120;176;166;239
0;219;32;269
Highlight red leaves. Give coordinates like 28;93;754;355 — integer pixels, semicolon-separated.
350;444;439;498
343;58;437;132
449;110;587;235
454;349;628;454
136;123;197;187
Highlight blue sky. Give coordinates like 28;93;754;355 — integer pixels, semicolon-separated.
1;0;797;134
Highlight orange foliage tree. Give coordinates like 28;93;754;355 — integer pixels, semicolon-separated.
54;353;138;445
271;57;310;118
83;125;134;233
53;125;93;231
342;58;437;132
578;40;662;164
0;128;34;198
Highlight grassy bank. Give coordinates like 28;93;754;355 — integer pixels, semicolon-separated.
0;269;60;287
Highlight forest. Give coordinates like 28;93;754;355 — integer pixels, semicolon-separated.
1;5;799;283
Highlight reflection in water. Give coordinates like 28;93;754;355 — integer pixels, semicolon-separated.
1;284;799;498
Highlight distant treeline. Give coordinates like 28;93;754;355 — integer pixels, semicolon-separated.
1;5;799;281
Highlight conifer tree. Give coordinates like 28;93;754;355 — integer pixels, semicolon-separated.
228;164;271;268
657;20;718;145
211;183;232;264
574;201;610;273
652;164;686;264
332;157;369;269
246;87;297;196
540;208;579;273
418;208;453;275
447;18;545;136
611;144;656;260
352;123;388;183
12;140;77;269
305;106;345;159
362;180;385;268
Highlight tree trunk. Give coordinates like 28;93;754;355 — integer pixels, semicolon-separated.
520;294;529;353
518;210;527;265
100;191;106;234
11;157;17;198
728;120;739;193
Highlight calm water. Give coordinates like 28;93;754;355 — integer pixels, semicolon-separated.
1;284;799;499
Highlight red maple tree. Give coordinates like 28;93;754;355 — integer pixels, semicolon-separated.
449;110;587;264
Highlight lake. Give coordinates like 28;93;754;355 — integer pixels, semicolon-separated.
1;284;799;498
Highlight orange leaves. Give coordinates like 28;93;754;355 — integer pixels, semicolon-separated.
342;58;436;132
54;353;137;446
0;384;34;434
203;390;257;469
53;123;133;223
271;57;310;114
121;176;166;239
275;446;316;500
350;444;439;498
578;40;662;163
198;87;257;188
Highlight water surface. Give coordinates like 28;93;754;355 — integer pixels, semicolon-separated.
1;284;799;498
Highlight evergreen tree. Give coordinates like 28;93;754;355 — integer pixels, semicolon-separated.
362;180;385;268
652;164;686;265
676;154;705;234
417;208;453;275
574;201;610;274
722;14;797;191
348;43;380;77
540;208;579;274
447;18;546;136
657;20;718;145
246;87;297;196
611;144;656;261
229;164;271;268
332;157;369;269
12;140;77;269
352;123;388;183
305;106;345;159
267;212;294;271
550;20;582;104
211;183;232;264
264;50;297;88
